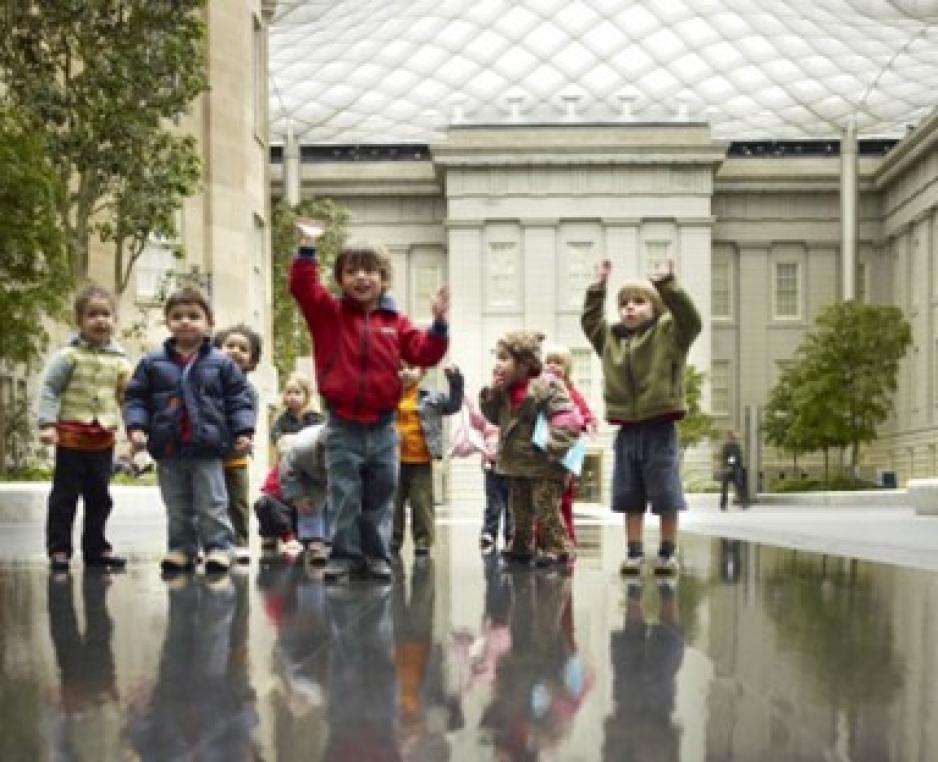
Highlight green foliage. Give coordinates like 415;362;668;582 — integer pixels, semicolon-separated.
0;104;73;365
764;301;912;474
271;198;349;382
678;364;718;452
0;1;208;288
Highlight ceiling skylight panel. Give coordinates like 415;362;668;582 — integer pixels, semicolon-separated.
552;1;602;35
700;40;745;68
346;63;390;86
462;29;512;63
670;51;712;81
432;18;478;49
579;62;622;94
524;21;568;58
464;69;510;100
434;54;481;86
581;19;628;56
673;16;720;47
553;41;598;77
616;4;661;37
497;45;541;75
643;27;688;60
497;5;541;37
608;45;656;75
407;44;452;74
526;63;567;95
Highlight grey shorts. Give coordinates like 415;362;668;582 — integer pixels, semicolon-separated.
611;420;686;515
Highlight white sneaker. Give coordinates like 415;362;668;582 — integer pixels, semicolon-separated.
281;538;304;558
619;555;644;576
653;554;680;575
233;546;251;565
204;548;231;574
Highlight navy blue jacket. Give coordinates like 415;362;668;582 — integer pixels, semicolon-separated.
124;337;256;459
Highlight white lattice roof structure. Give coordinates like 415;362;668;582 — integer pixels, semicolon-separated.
269;1;938;145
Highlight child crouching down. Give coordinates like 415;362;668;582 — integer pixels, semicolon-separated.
581;258;701;576
254;423;330;565
479;330;581;567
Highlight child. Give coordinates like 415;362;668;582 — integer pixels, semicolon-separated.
124;287;256;575
289;220;449;582
479;330;581;567
214;323;263;564
542;344;597;546
392;363;463;558
270;372;323;455
253;423;330;564
581;258;701;575
37;284;132;571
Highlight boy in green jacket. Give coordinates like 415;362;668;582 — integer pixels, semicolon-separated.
581;258;701;575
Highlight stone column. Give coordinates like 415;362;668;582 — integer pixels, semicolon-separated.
840;120;858;300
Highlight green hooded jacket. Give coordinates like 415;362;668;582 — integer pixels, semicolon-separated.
581;275;701;423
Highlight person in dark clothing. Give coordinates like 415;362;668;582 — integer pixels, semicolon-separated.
719;430;748;511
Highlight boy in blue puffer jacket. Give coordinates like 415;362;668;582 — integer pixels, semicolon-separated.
124;287;256;575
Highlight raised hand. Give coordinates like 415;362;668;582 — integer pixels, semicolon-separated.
649;257;674;281
296;218;324;246
431;285;450;322
594;258;612;285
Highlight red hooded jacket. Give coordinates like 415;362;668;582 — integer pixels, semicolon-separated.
289;249;449;423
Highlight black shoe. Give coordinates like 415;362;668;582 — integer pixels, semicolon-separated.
49;552;71;571
414;544;430;558
85;551;127;569
500;550;533;568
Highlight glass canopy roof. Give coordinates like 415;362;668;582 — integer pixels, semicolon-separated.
269;0;938;145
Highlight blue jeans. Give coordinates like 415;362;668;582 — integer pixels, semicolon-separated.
157;457;235;555
482;466;513;543
325;413;398;564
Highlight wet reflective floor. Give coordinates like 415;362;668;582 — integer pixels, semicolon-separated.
2;517;938;761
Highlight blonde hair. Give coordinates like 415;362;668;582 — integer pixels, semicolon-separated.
543;344;573;381
281;372;315;414
617;279;665;317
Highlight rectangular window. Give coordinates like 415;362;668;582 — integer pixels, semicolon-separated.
712;259;731;319
773;262;800;319
136;237;177;301
711;359;730;416
484;241;520;312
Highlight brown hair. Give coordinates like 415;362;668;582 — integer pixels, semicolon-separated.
164;287;214;325
333;241;393;289
73;284;116;323
497;330;545;378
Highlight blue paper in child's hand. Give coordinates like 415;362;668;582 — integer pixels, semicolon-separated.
532;412;549;449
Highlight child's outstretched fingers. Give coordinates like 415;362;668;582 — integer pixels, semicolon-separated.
594;258;612;283
432;285;450;320
295;218;324;245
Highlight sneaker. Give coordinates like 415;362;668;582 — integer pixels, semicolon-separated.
49;551;70;571
85;550;127;569
305;541;329;567
653;554;680;575
323;560;351;583
161;550;196;573
281;538;304;560
535;551;574;568
414;543;430;558
204;548;231;574
479;532;495;552
619;554;644;576
366;557;393;581
233;546;251;565
260;538;279;560
500;550;533;568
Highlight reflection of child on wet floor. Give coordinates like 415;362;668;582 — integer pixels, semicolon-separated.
581;257;701;576
480;330;581;567
392;362;463;558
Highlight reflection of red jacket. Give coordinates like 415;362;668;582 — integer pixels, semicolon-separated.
290;250;449;424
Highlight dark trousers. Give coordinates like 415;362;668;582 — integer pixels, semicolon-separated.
482;467;513;543
253;493;296;539
719;465;748;510
393;461;434;549
46;446;114;558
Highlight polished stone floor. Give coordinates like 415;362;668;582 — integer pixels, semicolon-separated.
2;510;938;761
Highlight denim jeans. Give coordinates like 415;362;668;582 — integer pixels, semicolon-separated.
325;412;398;564
157;457;235;555
482;466;513;543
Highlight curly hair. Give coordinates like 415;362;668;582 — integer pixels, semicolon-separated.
497;330;545;377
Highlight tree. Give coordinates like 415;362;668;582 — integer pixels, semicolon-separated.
0;1;208;290
0;104;72;366
678;364;717;454
271;198;349;381
800;301;911;470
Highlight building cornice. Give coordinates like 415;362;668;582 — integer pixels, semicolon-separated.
874;112;938;190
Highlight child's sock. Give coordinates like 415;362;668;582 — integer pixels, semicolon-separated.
627;541;644;558
658;540;676;559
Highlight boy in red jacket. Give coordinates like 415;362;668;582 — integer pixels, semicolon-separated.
289;220;450;582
